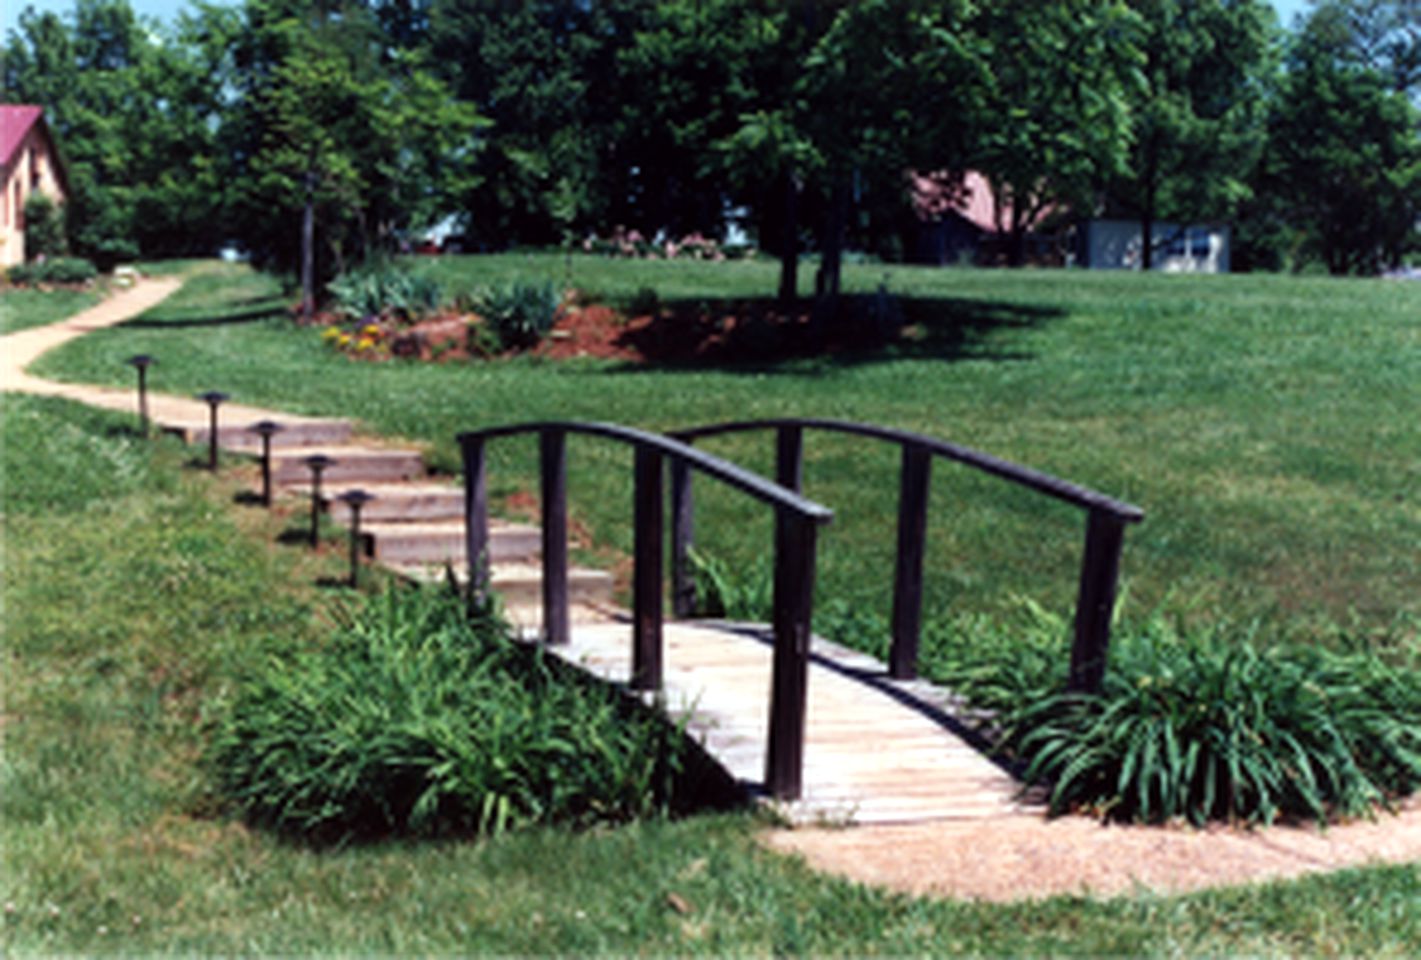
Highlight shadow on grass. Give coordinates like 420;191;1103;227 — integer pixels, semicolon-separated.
123;303;284;329
606;294;1061;374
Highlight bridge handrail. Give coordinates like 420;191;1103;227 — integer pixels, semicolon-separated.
456;420;832;800
461;421;833;522
665;417;1145;692
671;418;1143;523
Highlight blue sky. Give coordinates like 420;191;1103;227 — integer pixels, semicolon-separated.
4;1;1316;44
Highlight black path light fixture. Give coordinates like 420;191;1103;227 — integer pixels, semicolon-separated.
196;390;230;470
336;489;375;587
302;454;336;547
126;354;154;437
248;420;284;506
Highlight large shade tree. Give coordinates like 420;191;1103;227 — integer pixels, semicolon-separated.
1267;3;1420;273
1112;0;1275;269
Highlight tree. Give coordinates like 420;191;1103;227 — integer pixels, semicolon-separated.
3;0;236;265
971;1;1143;266
1267;8;1420;273
718;0;986;303
1113;0;1275;269
428;0;639;249
226;0;484;315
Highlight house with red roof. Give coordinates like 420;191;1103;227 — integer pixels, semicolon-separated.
2;105;70;268
907;170;1063;266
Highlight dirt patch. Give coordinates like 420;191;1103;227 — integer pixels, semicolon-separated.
764;797;1421;902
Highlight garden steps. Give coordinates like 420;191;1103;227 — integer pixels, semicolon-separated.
359;519;541;565
323;481;464;523
268;444;426;486
175;416;355;450
387;560;616;611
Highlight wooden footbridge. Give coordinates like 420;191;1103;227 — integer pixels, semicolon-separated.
457;419;1144;821
4;283;1147;825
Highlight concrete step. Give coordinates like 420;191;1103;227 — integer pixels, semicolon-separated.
270;445;425;486
324;482;463;523
360;519;540;565
166;416;354;450
388;560;615;609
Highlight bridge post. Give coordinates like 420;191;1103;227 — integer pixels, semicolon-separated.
670;453;696;618
540;427;570;646
1069;508;1126;694
461;435;490;606
776;424;804;492
767;510;818;800
890;443;932;680
632;446;664;689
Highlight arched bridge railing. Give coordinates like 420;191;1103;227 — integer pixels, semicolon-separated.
457;422;834;799
668;419;1145;693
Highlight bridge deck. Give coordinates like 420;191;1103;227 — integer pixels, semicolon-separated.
533;614;1037;825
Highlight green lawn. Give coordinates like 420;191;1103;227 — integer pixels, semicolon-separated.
31;257;1421;650
3;390;1419;955
0;286;101;335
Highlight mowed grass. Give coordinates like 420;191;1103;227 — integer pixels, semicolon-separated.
0;286;101;335
33;257;1421;646
3;391;1420;955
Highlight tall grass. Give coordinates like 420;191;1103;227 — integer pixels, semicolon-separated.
210;586;701;842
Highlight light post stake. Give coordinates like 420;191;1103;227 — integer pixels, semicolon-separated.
336;489;375;588
196;391;230;470
248;420;284;507
126;355;154;437
302;454;335;548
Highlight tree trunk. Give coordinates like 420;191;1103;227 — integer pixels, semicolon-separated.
815;178;848;303
301;168;316;322
778;171;799;303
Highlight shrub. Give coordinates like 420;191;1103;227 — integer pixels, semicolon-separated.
38;256;97;285
475;281;560;350
686;548;773;621
1003;618;1421;825
208;587;688;842
22;193;67;260
328;264;442;322
627;285;661;318
6;256;98;286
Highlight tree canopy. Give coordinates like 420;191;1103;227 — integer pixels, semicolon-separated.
4;0;1418;284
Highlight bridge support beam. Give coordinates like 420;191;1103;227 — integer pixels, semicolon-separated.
540;428;570;646
767;511;819;800
1069;508;1126;694
461;436;490;607
890;443;932;679
670;454;695;618
632;447;664;690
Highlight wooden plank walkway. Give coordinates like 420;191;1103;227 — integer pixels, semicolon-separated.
525;612;1038;825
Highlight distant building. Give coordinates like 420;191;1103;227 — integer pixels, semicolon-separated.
907;170;1063;266
2;105;70;268
1076;220;1231;273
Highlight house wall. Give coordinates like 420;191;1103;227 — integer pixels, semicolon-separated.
1080;219;1230;274
2;125;68;268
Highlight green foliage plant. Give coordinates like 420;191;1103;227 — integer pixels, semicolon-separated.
22;192;68;260
209;586;688;842
474;280;561;350
327;263;443;323
1004;617;1421;825
6;256;99;286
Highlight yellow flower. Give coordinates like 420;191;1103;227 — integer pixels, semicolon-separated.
321;325;343;341
336;332;353;347
355;336;377;352
361;323;382;339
